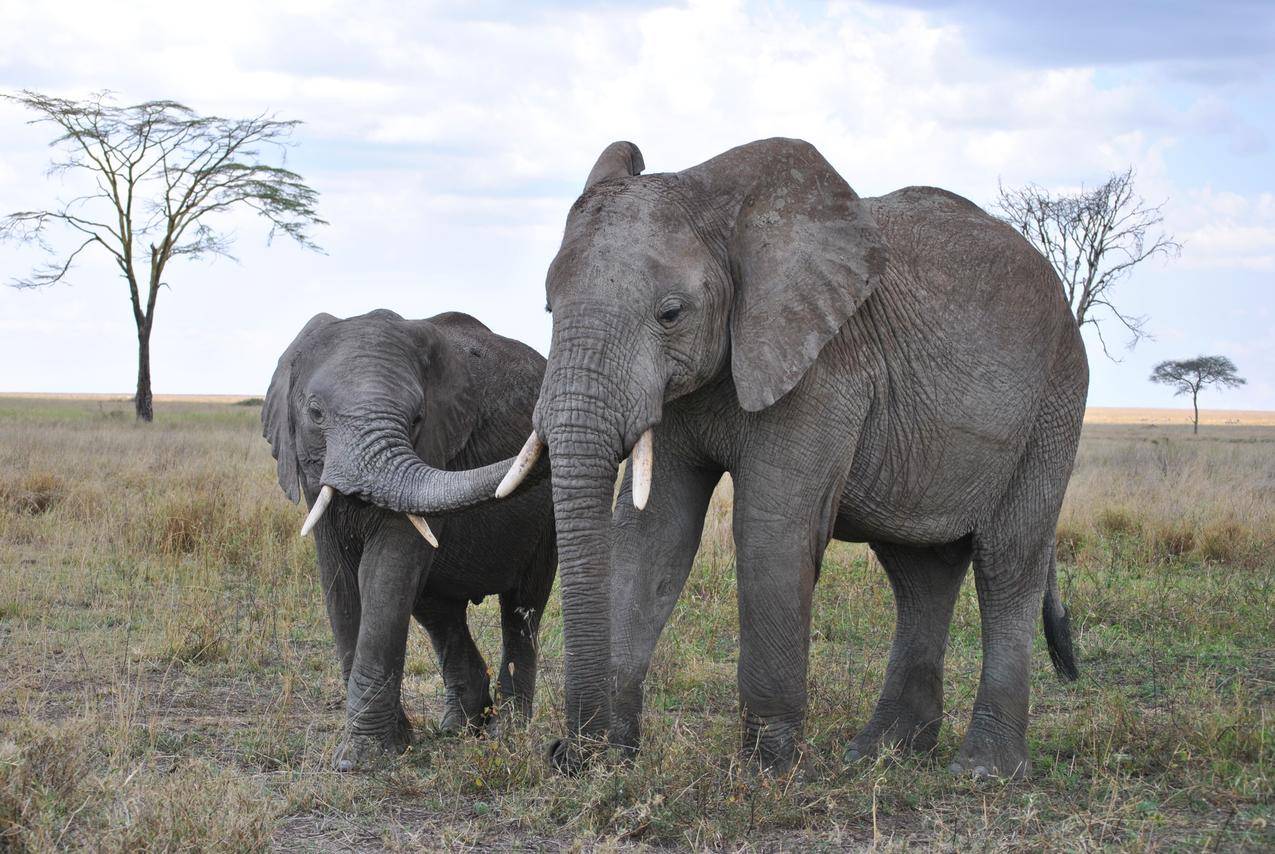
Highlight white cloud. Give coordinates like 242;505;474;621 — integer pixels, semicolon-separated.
1175;188;1275;272
0;0;1271;407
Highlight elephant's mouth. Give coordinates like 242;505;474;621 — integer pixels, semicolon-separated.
299;483;440;546
496;425;655;510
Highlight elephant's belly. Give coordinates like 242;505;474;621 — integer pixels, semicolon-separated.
421;493;551;603
425;537;530;606
832;435;1023;546
831;501;973;546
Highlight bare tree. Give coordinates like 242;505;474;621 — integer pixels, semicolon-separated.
995;167;1180;358
1149;356;1246;434
1;90;325;421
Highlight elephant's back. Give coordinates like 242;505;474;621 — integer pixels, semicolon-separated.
862;186;1075;400
831;187;1082;540
865;187;1073;347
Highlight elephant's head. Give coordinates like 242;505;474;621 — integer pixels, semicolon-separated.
497;138;888;768
263;309;515;538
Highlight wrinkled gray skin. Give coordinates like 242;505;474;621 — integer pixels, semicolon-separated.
264;310;555;771
525;138;1087;780
396;138;1088;779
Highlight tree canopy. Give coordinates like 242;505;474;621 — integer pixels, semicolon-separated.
1;90;325;420
1149;355;1246;433
995;168;1180;357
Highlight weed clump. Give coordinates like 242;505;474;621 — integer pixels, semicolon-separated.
0;472;63;515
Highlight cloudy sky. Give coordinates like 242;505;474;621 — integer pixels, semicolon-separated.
1;0;1272;408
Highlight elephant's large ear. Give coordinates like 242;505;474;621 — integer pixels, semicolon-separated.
708;139;887;412
410;320;480;469
262;313;337;503
583;141;645;191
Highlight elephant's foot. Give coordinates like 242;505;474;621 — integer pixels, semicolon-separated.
485;700;532;740
740;711;803;776
948;712;1029;780
332;707;412;772
545;736;607;775
438;700;494;736
844;700;943;765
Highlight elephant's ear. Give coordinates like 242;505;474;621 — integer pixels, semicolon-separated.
262;313;337;503
583;141;645;191
717;139;887;412
411;321;480;469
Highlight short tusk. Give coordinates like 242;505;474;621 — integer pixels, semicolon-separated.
300;484;335;537
495;431;545;498
630;428;653;510
407;514;439;548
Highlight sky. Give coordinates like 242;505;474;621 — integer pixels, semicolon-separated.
0;0;1271;409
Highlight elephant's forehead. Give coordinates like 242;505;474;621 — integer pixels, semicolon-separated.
305;322;419;372
549;227;707;297
567;177;695;235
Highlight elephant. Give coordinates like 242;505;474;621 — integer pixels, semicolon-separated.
263;309;555;771
468;137;1088;779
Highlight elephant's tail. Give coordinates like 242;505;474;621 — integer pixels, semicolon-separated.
1043;546;1079;682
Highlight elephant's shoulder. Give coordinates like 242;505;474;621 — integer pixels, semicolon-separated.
428;311;492;336
869;186;986;217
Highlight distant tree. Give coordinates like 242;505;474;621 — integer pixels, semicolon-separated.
1149;356;1246;434
0;90;325;421
995;167;1180;358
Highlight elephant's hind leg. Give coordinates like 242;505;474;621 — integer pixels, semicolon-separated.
416;596;492;733
953;381;1083;780
846;538;970;765
496;532;556;722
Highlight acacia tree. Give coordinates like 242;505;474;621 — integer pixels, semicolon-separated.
1149;356;1246;434
1;90;325;421
995;168;1180;357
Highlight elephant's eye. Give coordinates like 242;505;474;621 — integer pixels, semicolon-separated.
656;298;684;326
307;402;324;424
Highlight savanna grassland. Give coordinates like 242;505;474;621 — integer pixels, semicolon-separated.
0;397;1271;851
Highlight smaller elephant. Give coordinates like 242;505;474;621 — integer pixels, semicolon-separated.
264;309;555;770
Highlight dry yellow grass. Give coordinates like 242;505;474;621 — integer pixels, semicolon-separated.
0;392;256;404
0;397;1271;850
1086;406;1275;426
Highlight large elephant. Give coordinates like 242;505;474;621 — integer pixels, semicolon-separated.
473;137;1088;780
264;309;555;770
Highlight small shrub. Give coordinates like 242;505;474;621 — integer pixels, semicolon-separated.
1197;520;1250;566
1055;522;1087;564
0;472;64;515
1150;522;1196;561
163;610;227;664
1097;506;1140;536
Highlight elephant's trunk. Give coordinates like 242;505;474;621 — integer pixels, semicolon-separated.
532;312;659;768
540;412;625;765
319;419;515;519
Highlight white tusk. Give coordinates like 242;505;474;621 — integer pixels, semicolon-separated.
407;514;439;548
495;431;545;498
630;428;654;510
300;484;335;537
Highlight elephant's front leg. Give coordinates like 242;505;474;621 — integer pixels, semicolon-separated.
333;522;428;772
314;527;362;701
732;470;835;774
609;460;721;756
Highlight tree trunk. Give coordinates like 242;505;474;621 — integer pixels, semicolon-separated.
135;319;153;423
1191;388;1199;435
